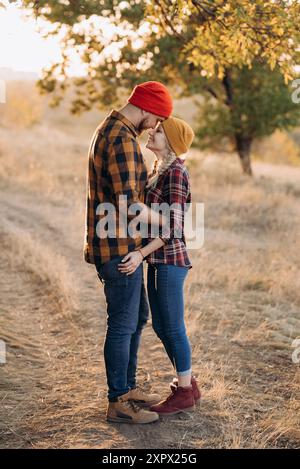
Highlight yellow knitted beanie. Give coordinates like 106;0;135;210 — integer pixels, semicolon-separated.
161;117;194;156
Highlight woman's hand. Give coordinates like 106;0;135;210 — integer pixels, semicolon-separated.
118;250;144;275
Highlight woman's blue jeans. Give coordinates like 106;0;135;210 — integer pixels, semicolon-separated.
96;255;149;402
147;264;192;376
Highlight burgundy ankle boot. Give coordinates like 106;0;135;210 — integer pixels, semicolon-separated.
171;376;201;406
149;385;195;416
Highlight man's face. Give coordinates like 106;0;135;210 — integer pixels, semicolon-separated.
137;112;166;133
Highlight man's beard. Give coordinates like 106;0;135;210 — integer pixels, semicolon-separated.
137;117;148;134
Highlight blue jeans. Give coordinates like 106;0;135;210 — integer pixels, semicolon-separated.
96;255;149;402
147;264;192;376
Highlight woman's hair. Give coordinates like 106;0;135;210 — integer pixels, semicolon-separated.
145;148;177;189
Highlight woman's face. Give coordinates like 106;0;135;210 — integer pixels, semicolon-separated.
146;123;169;153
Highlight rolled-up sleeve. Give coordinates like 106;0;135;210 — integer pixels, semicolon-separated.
159;167;190;245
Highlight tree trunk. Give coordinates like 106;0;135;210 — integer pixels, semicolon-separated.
222;70;253;176
235;135;253;176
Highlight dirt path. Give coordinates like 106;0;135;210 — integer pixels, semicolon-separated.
1;164;300;448
0;183;200;448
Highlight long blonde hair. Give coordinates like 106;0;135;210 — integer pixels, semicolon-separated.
146;149;177;189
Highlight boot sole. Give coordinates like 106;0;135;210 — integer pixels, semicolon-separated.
107;416;159;424
154;405;196;416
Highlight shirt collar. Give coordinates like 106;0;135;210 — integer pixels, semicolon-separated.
109;110;139;138
171;157;185;168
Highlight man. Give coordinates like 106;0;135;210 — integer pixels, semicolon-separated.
84;81;173;424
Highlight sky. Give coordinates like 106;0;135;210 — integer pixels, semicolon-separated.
0;1;85;76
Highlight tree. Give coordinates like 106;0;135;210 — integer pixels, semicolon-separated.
195;62;300;173
15;0;300;174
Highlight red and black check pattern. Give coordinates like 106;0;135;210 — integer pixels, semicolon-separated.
84;110;148;265
144;158;193;269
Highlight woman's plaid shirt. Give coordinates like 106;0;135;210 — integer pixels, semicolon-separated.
84;110;148;266
143;158;193;269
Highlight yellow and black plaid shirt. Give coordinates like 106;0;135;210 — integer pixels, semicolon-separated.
83;110;148;266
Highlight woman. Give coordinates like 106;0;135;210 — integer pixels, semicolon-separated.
118;117;201;415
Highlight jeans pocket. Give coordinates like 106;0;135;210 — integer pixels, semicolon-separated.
104;274;128;314
97;256;126;282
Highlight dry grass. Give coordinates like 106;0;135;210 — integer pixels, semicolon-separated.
0;85;300;448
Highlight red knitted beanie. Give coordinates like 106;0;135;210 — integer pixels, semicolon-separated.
128;81;173;118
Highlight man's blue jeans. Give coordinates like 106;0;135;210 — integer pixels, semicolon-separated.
96;255;149;402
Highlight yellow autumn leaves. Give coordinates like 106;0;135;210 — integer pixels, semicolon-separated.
145;0;300;84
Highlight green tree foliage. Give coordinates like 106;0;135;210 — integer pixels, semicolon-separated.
15;0;300;174
196;63;300;172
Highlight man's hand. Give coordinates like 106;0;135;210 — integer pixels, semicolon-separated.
118;250;144;275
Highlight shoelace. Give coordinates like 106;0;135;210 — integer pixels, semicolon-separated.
133;385;146;394
122;399;141;414
163;390;177;405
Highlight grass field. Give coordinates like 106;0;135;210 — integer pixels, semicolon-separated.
0;82;300;448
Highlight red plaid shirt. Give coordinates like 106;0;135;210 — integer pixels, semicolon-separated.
143;158;192;269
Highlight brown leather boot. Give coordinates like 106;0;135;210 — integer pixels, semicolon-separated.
171;375;201;407
149;385;195;416
106;393;160;424
127;385;161;408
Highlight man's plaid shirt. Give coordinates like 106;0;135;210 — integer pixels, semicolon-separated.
143;158;193;269
84;110;148;266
